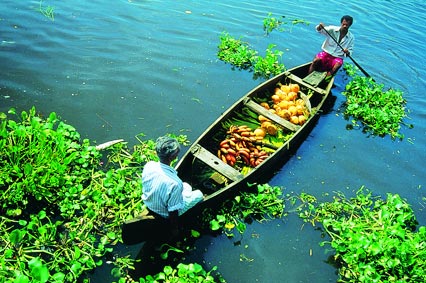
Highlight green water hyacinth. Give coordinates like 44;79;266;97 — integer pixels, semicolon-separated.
205;184;285;239
343;64;410;140
217;32;257;70
217;32;285;79
140;263;218;283
0;107;188;282
218;14;309;79
297;187;426;282
38;0;55;21
0;107;101;213
263;12;310;35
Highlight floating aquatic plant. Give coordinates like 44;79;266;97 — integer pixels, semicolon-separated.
38;0;55;21
343;64;411;140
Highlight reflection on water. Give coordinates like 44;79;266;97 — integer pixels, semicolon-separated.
1;0;425;282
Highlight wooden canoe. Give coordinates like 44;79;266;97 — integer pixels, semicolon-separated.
122;62;334;244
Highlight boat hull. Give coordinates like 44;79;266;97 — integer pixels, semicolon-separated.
176;62;334;205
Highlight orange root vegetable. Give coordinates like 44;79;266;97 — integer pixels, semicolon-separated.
260;102;270;109
253;127;267;138
298;115;307;125
290;83;300;93
290;115;299;124
258;115;271;123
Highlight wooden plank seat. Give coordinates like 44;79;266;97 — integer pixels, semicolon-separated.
243;98;301;132
284;71;327;95
190;144;244;182
302;70;327;87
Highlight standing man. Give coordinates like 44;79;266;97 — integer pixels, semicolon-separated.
308;15;354;77
142;136;204;238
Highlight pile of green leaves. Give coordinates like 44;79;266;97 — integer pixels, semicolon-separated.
217;32;257;70
343;64;410;140
204;184;285;238
217;32;285;79
218;14;310;79
263;12;309;35
0;107;193;282
137;263;219;283
297;187;426;282
0;107;101;215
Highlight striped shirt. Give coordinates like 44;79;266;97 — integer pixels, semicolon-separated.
141;161;185;218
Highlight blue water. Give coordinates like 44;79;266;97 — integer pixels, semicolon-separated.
1;0;425;282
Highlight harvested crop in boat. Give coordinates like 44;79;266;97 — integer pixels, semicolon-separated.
290;116;299;124
260;102;270;109
265;124;278;135
271;94;280;103
260;82;310;126
258;115;270;123
278;109;291;120
296;105;305;115
287;91;298;101
290;83;300;93
217;125;273;168
278;100;289;109
288;105;298;116
295;98;305;106
280;84;291;94
254;127;266;138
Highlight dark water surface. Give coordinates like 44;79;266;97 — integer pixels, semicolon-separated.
1;0;425;282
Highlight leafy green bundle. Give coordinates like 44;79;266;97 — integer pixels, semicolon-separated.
343;65;410;140
298;188;426;282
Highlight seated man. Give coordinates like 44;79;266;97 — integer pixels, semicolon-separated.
308;15;355;77
141;136;203;238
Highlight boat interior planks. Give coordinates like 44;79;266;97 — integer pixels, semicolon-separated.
243;98;300;131
285;71;328;95
189;144;244;182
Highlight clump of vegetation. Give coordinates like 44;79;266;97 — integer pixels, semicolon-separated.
218;14;309;79
138;263;219;283
217;32;285;79
252;44;285;79
0;107;101;214
38;0;55;21
0;107;193;282
203;184;285;239
217;32;257;70
263;12;310;35
343;64;411;140
295;187;426;282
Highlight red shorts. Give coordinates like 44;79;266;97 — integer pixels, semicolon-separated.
316;51;343;71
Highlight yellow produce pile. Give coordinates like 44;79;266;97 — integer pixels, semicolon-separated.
261;82;309;125
216;83;309;169
218;125;269;168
